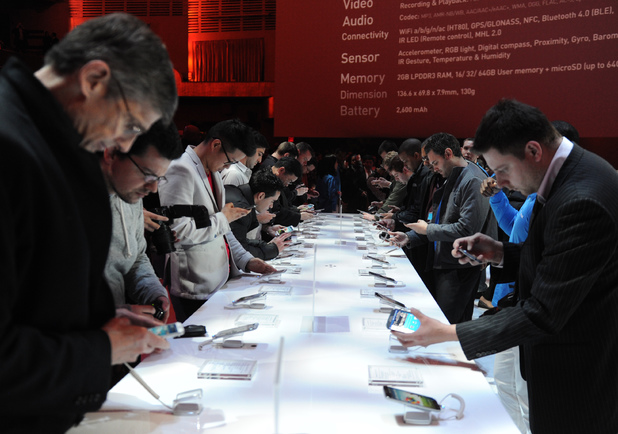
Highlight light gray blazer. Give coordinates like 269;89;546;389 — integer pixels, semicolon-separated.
159;146;253;300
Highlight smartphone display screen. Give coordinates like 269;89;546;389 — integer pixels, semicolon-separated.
383;386;441;411
149;322;185;338
375;292;405;308
387;309;420;333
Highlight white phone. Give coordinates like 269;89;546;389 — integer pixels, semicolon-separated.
149;322;185;339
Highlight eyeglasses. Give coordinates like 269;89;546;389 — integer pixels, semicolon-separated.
214;138;238;166
421;156;429;163
126;154;167;184
111;75;144;140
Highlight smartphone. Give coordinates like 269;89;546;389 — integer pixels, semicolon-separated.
287;241;302;247
383;386;441;411
386;309;420;333
374;222;388;231
367;255;389;264
368;271;396;283
378;231;391;241
232;292;267;305
261;268;287;276
276;225;295;235
457;247;481;263
212;323;259;340
375;292;405;309
149;322;185;339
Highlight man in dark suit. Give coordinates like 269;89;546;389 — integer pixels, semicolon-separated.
393;99;618;433
0;14;177;432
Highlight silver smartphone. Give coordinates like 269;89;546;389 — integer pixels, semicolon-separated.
212;323;259;340
232;292;267;305
383;386;441;411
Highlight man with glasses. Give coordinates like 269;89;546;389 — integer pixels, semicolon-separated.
159;119;277;321
100;120;183;325
388;133;496;324
0;13;177;432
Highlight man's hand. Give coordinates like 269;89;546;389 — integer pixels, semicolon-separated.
371;178;391;188
307;189;320;198
361;212;376;221
387;231;409;248
295;186;309;196
382;212;394;220
257;210;276;224
404;220;428;235
103;317;170;365
116;306;162;328
377;218;395;231
266;225;285;237
452;233;504;265
370;201;383;208
300;211;314;221
269;232;291;253
143;209;168;232
222;202;251;223
388;205;401;213
247;258;277;274
154;296;171;323
391;308;458;348
480;177;501;198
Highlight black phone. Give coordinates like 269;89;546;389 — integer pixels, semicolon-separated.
374;291;405;308
367;255;389;264
369;271;396;283
383;386;441;411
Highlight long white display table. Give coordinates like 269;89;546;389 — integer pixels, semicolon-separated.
69;214;518;433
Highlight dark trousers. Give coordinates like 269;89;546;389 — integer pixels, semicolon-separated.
170;294;206;323
433;266;482;324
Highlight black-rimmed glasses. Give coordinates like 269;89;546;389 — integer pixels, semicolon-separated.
214;137;238;166
126;154;167;184
111;75;144;140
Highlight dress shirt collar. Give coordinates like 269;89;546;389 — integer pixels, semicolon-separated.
537;137;574;204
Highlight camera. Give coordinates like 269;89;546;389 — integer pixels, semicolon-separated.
149;205;211;254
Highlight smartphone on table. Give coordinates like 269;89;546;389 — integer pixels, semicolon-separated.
383;386;441;411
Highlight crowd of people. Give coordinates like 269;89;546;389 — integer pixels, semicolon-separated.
2;12;617;434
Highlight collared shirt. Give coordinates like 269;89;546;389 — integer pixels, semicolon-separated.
537;137;574;204
221;161;251;186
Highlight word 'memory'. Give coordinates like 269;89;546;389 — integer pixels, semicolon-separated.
341;73;385;85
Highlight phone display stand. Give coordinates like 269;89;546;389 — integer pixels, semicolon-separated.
172;389;203;416
224;302;266;310
372;279;405;288
401;393;465;425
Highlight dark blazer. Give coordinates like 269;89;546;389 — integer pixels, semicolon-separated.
225;184;279;260
457;144;618;433
0;58;115;432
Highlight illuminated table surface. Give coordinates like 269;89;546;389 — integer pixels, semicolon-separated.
69;214;519;433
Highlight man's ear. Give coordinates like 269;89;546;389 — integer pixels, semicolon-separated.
78;60;112;100
256;192;266;201
525;141;543;163
102;146;118;163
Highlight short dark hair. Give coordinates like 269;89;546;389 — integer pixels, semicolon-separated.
474;99;560;159
276;141;299;158
207;119;256;157
317;155;338;177
296;141;315;158
423;132;462;157
274;156;302;179
250;168;284;198
378;140;398;155
399;138;422;156
44;13;177;125
253;130;269;150
552;120;580;145
128;120;183;161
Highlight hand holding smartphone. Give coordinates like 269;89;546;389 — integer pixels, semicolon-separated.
386;309;420;333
